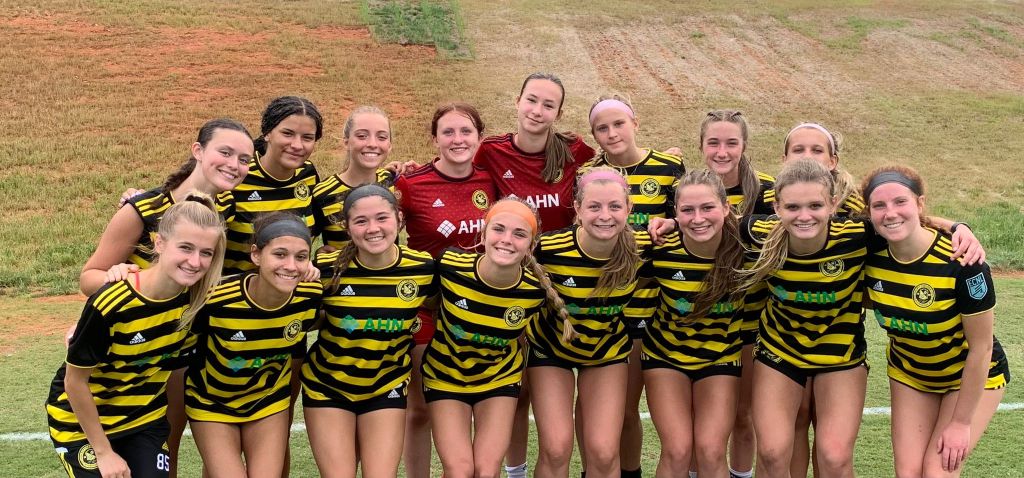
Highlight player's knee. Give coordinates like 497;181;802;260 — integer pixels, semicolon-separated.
756;443;791;472
659;440;692;472
695;438;727;466
815;440;853;474
894;461;924;478
584;441;620;473
538;434;574;466
441;457;474;478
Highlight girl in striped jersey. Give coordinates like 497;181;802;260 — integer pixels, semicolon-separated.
862;166;1008;477
394;102;497;478
301;185;437;478
48;194;225;478
420;198;566;478
528;167;651;478
697;110;773;478
225;96;323;275
186;212;322;478
641;170;746;478
77;119;252;477
735;159;983;478
313;105;397;250
584;94;685;478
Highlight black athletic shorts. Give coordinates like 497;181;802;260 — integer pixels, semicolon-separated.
55;419;171;478
423;383;521;405
302;380;408;415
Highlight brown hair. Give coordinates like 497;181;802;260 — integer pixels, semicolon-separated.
738;159;835;289
860;165;931;227
431;102;485;138
155;191;226;329
162;118;253;194
699;110;762;217
518;73;580;183
674;170;745;319
327;185;402;294
573;166;640;298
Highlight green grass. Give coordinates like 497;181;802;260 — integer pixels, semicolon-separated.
361;0;472;58
2;280;1023;476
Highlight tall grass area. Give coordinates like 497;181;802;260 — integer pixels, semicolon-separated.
2;279;1022;476
361;0;472;58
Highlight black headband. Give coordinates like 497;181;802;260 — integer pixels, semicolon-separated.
343;184;397;213
255;218;311;248
863;171;922;201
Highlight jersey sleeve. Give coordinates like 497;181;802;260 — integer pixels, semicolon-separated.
65;302;111;368
955;262;996;315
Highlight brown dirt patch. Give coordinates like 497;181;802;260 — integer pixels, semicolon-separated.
0;295;84;355
993;269;1024;280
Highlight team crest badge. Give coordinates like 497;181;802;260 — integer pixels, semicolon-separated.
294;182;310;200
640;178;660;198
472;190;489;210
410;317;422;334
820;259;844;277
504;306;526;327
912;284;935;308
78;444;98;470
397;279;419;301
284;319;302;341
553;169;564;183
966;273;988;300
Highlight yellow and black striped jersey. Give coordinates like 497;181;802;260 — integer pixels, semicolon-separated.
585;149;685;323
639;231;744;369
225;158;319;274
836;192;865;217
312;169;397;249
46;281;191;447
726;171;775;216
741;216;869;369
302;246;437;402
865;229;1006;392
528;226;652;365
421;249;546;393
125;188;235;269
185;275;322;422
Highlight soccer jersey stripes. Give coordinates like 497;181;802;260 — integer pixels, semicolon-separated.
420;250;546;393
125;188;235;269
302;246;437;403
312;169;396;249
528;226;651;366
474;133;595;231
865;230;1007;392
837;192;865;217
185;276;322;422
640;232;744;370
726;171;775;216
46;281;191;447
743;217;869;369
225;158;319;274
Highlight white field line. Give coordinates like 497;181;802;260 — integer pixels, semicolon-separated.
7;403;1023;443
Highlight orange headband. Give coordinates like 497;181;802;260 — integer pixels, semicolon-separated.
485;200;538;234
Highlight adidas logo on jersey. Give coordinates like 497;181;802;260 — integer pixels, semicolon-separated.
562;277;576;287
230;331;246;341
873;281;884;292
129;333;146;345
387;388;401;399
247;191;262;201
432;198;445;208
636;320;647;328
340;285;355;296
437;220;457;238
455;299;469;310
503;170;515;179
672;271;686;281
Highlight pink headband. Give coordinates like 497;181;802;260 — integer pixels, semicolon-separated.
578;169;629;191
785;123;836;155
588;99;635;125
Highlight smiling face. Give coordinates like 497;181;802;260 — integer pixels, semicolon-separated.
775;181;835;245
575;181;630;243
433;110;481;168
345;112;392;173
868;182;924;244
346;195;400;260
482;211;534;268
264;114;318;171
590;107;638;159
193;128;253;192
154;222;220;287
784;127;837;171
251;235;310;294
516;78;563;136
701;121;745;184
676;184;728;244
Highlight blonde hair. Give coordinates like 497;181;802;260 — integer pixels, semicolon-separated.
587;93;637;165
155;192;225;329
573;166;640;299
699;110;762;217
738;159;834;289
783;123;857;211
342;105;392;172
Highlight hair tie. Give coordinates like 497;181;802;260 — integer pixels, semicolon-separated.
577;169;629;191
588;99;635;125
255;217;311;248
863;171;923;201
786;123;836;156
485;200;538;235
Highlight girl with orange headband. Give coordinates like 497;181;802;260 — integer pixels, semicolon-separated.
528;166;652;478
419;198;568;478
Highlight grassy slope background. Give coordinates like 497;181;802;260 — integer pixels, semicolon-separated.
0;0;1022;476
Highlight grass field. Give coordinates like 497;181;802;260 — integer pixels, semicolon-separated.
1;0;1023;476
